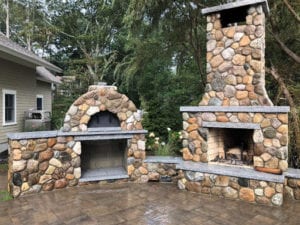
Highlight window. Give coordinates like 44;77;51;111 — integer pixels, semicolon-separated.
36;95;43;110
3;89;16;125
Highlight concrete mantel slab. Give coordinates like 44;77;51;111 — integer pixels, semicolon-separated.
180;106;290;113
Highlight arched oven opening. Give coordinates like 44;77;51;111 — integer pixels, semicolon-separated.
80;111;128;182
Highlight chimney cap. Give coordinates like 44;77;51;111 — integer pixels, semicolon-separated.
201;0;269;16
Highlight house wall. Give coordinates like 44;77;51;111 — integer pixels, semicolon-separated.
0;58;52;146
36;80;52;112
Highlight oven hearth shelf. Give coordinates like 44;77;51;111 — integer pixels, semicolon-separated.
80;167;129;182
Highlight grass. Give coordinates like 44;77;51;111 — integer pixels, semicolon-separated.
0;163;12;202
0;190;12;201
0;163;8;173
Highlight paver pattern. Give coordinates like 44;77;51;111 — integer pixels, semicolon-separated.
0;172;300;225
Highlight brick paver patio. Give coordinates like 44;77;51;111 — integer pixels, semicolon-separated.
0;176;299;225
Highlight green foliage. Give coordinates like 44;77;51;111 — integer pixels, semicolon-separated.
51;94;77;130
0;163;8;172
146;128;182;156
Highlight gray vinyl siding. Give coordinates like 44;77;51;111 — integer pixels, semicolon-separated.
0;58;52;145
36;80;52;112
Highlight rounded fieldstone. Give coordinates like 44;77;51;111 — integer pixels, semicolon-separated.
13;186;21;197
253;156;264;167
74;167;81;179
254;188;264;196
28;173;40;186
222;187;238;199
49;158;62;168
206;63;212;73
182;139;189;148
27;159;39;173
178;179;186;190
73;142;81;155
224;85;236;98
210;55;224;68
188;143;195;154
271;193;283;206
201;143;208;153
221;48;235;60
250;39;262;49
185;171;203;182
39;149;54;162
55;179;68;189
225;75;236;85
201;113;216;122
198;128;208;140
13;150;21;160
22;151;34;160
279;160;288;171
13;172;22;186
186;181;202;193
253;130;264;143
32;184;42;193
215;176;230;187
279;135;288;146
239;188;255;202
207;40;217;52
263;127;277;138
211;78;225;91
39;161;49;172
275;147;288;160
218;61;232;73
265;157;279;169
182;112;189;121
208;98;222;106
62;123;71;132
234;32;244;41
59;152;72;163
205;84;212;92
213;47;224;55
225;39;234;48
13;160;27;172
42;180;55;191
34;143;48;152
233;54;246;66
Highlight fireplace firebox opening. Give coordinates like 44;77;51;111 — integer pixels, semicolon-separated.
208;128;254;166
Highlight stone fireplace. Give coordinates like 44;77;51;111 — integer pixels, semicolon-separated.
180;0;289;171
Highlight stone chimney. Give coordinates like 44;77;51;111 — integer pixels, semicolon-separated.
200;0;272;107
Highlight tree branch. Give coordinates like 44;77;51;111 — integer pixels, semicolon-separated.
266;66;300;156
283;0;300;23
268;28;300;64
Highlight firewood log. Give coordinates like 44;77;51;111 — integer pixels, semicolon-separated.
254;166;282;175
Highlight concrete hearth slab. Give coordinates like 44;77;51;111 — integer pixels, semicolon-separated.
177;161;285;183
284;168;300;179
80;167;128;182
144;156;182;164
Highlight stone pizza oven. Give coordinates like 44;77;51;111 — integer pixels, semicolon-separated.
7;83;147;197
180;0;290;172
61;83;147;182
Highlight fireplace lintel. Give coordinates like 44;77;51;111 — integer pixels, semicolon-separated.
203;122;259;129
